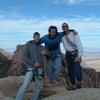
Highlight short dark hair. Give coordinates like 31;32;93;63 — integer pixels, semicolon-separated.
48;26;58;33
33;32;40;37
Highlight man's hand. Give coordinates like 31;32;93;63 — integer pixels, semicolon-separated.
73;30;78;35
41;50;47;56
74;57;81;62
34;62;40;67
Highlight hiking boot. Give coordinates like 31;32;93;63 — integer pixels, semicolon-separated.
66;85;76;91
76;82;82;89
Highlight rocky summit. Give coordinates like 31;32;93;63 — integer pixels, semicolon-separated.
0;76;100;100
0;46;100;100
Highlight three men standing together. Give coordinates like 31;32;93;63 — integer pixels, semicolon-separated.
15;22;83;100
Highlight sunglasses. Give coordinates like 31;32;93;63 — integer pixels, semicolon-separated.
62;25;68;28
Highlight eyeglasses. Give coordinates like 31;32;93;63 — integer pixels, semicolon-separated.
62;25;68;28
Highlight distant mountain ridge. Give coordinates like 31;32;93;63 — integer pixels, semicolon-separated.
84;47;100;54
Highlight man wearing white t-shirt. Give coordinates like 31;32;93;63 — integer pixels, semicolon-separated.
61;23;83;90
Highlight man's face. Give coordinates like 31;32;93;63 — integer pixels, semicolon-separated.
49;29;56;38
34;35;40;43
62;24;69;32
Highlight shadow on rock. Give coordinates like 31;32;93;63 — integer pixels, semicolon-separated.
40;90;57;99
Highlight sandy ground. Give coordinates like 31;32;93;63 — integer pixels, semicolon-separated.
82;54;100;72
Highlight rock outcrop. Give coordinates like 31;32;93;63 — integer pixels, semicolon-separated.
97;72;100;88
0;76;34;100
0;90;14;100
0;76;100;100
0;45;100;88
0;49;12;78
0;49;11;59
42;88;100;100
7;45;26;76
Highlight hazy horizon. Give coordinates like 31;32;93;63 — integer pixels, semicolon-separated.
1;46;100;55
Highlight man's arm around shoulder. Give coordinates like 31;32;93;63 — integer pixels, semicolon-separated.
40;45;52;58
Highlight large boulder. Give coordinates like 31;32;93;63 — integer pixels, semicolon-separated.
97;72;100;88
83;68;97;88
0;91;14;100
7;45;26;76
0;49;11;59
0;49;12;78
0;76;100;100
0;76;34;98
42;88;100;100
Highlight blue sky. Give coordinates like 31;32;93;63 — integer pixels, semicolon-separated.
0;0;100;53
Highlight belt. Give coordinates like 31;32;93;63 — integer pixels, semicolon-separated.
52;54;61;57
66;50;74;53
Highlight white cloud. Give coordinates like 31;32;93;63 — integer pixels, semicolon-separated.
68;0;77;4
50;0;100;5
0;13;100;50
50;0;86;4
0;14;100;35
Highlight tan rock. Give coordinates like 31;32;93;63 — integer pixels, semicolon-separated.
0;76;34;98
7;45;26;76
0;90;14;100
